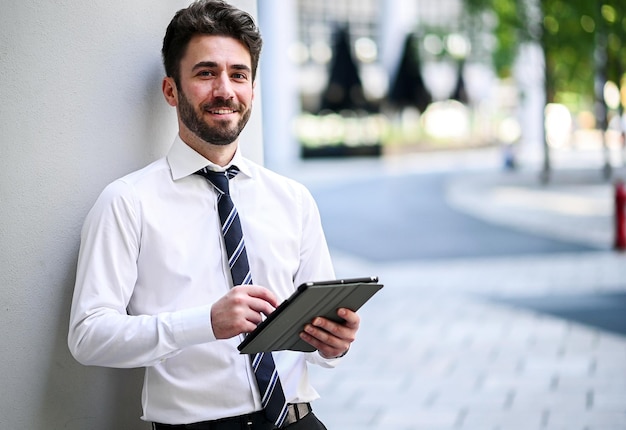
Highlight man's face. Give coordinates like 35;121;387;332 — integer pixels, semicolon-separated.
173;35;254;146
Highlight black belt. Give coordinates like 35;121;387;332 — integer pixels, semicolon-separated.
153;403;312;430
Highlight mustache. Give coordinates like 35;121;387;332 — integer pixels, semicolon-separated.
202;100;240;112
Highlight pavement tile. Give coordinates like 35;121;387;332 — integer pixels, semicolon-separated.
547;410;626;428
376;406;462;428
299;154;626;430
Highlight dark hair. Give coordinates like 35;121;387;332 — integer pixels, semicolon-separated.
162;0;262;85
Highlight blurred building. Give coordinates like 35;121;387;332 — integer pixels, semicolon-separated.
259;0;543;169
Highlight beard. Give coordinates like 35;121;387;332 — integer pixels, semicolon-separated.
177;89;251;146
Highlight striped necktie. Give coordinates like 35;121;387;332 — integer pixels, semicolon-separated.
196;166;289;427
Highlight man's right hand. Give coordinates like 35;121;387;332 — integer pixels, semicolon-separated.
210;285;279;339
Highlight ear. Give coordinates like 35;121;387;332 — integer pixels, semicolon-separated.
162;77;178;107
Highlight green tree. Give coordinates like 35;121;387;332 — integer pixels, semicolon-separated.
464;0;625;110
464;0;625;179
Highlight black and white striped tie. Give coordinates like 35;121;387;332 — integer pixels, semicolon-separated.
196;166;289;427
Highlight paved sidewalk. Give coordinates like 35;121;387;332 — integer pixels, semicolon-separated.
446;168;615;249
288;149;626;430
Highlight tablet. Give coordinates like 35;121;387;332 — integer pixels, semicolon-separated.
237;276;383;354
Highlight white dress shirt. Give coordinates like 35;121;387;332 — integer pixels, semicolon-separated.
68;136;339;425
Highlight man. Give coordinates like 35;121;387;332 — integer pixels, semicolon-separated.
67;1;360;429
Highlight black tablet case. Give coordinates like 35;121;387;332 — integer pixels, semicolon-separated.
238;277;383;354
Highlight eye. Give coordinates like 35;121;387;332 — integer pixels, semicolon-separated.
232;72;248;81
197;70;214;78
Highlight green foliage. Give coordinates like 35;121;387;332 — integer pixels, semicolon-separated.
541;0;596;104
464;0;532;78
463;0;625;110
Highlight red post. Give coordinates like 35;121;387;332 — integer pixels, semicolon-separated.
615;180;626;250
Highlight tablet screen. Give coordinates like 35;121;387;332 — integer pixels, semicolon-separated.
238;276;382;354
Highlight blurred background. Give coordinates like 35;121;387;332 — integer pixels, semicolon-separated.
258;0;625;178
255;1;626;429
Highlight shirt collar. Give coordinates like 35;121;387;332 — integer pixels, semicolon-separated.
167;135;253;180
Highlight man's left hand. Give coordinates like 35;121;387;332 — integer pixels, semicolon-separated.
299;308;360;359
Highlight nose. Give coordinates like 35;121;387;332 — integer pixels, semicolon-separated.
212;72;234;99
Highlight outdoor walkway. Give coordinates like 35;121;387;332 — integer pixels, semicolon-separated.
289;147;626;430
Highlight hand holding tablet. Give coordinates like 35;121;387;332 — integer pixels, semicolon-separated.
238;276;383;354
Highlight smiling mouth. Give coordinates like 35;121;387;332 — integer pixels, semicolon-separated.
204;100;239;116
208;108;236;115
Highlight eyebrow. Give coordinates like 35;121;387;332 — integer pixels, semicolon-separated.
192;61;251;73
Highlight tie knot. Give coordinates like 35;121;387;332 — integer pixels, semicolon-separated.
196;166;239;195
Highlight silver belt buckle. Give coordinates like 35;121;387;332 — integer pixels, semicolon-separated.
282;403;311;427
